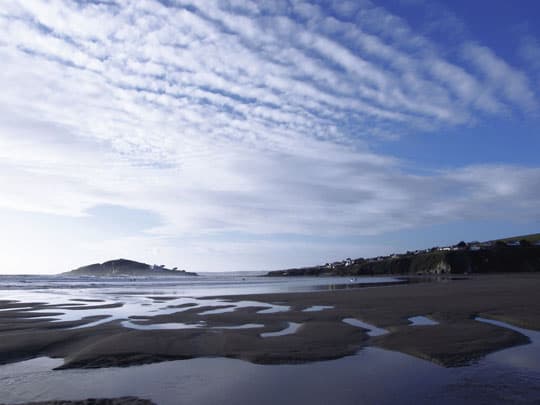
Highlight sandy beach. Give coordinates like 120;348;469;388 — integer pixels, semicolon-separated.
0;274;538;371
3;399;154;405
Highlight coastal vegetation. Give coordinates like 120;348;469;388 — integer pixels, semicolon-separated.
267;234;540;277
63;259;197;277
497;233;540;244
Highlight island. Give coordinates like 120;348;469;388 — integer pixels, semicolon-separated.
63;259;198;277
0;235;539;385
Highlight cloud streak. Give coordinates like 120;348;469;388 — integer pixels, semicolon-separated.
0;0;539;270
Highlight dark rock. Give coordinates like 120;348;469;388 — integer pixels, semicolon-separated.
63;259;197;277
267;246;540;276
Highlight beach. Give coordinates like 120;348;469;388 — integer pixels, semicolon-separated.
0;274;539;367
0;274;539;404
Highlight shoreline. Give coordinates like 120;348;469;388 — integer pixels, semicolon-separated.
0;273;538;369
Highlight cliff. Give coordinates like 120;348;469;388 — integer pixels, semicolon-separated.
63;259;198;277
267;245;540;277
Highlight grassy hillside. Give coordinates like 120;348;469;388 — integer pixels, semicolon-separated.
496;233;540;243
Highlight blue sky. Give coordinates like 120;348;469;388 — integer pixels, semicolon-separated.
0;0;539;274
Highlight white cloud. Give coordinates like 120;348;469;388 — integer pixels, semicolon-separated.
520;37;540;71
0;0;539;272
519;36;540;90
462;42;538;112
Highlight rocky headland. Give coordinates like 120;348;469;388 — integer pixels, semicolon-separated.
63;259;197;277
267;236;540;277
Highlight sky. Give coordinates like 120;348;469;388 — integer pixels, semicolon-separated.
1;0;539;274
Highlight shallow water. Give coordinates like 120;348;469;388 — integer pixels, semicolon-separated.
476;317;540;338
0;275;399;330
342;317;389;336
408;315;439;326
214;323;265;330
0;274;400;294
120;320;206;330
0;276;538;404
302;305;334;312
1;331;538;405
17;296;296;330
260;322;302;338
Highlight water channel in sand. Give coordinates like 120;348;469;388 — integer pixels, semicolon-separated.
0;275;538;404
0;319;538;405
0;275;401;330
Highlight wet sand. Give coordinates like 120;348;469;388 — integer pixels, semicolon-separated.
0;274;539;369
2;399;154;405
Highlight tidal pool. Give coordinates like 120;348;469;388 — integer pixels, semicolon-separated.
408;315;439;326
260;322;302;338
0;276;538;404
302;305;334;312
342;318;389;336
1;332;538;405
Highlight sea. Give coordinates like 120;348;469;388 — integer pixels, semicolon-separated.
0;273;538;404
0;272;399;295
